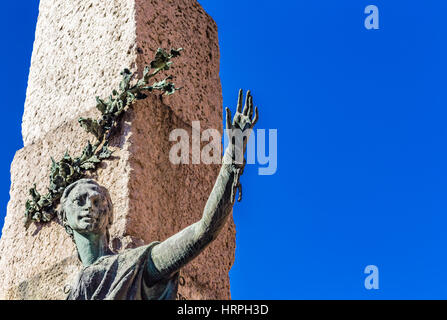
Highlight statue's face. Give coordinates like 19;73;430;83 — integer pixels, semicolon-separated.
63;182;111;235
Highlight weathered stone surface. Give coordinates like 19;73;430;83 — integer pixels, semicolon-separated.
7;255;81;300
22;0;137;146
0;0;234;300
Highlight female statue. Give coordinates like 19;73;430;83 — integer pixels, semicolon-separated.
60;90;258;300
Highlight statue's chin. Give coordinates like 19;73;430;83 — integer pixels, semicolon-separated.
78;221;101;233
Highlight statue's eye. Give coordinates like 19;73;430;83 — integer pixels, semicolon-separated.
74;196;85;206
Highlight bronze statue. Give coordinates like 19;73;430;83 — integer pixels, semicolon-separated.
60;90;258;300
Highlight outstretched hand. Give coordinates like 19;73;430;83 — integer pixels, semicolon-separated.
225;89;259;160
224;89;259;203
226;89;258;132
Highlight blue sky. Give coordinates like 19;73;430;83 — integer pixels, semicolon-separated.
1;1;447;299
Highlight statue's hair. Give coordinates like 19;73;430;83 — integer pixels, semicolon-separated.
58;179;113;241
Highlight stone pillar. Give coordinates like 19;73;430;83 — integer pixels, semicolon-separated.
0;0;235;300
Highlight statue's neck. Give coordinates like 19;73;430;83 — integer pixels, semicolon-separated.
73;231;109;266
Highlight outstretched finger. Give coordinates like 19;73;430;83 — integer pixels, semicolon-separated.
248;94;253;119
237;89;243;113
243;90;251;116
252;106;259;127
225;107;232;130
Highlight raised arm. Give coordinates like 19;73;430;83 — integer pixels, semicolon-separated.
147;90;258;282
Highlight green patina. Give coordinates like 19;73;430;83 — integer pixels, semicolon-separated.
24;48;183;228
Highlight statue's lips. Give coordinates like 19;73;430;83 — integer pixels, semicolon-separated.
80;215;96;224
